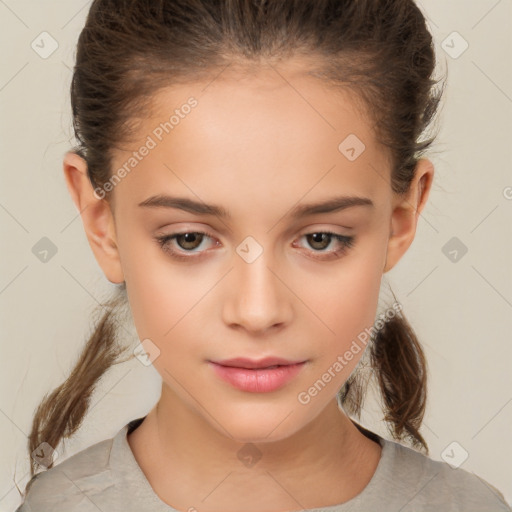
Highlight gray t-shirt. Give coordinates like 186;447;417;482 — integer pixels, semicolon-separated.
15;417;511;511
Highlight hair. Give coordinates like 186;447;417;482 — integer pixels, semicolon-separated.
17;0;446;501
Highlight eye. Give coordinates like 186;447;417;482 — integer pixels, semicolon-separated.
293;231;355;260
155;229;355;262
155;230;218;260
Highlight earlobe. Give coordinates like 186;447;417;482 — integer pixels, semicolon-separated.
62;151;125;284
383;158;434;274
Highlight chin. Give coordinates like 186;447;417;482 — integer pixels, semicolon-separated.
213;409;306;444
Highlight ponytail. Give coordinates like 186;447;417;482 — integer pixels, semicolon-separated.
340;303;429;455
18;284;133;499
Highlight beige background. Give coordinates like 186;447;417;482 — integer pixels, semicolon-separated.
1;0;511;509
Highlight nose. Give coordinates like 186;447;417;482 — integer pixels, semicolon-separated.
222;247;293;334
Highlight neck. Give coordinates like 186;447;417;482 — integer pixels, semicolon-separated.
127;384;382;512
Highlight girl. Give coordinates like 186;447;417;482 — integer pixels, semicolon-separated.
14;0;511;510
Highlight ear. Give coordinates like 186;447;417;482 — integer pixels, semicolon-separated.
383;158;434;274
62;151;125;284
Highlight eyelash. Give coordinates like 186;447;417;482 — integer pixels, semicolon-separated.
154;230;355;262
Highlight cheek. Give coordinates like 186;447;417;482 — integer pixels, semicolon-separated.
295;245;384;344
122;242;222;370
125;266;213;385
295;253;383;394
126;262;211;339
117;231;180;333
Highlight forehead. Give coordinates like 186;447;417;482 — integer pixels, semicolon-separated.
109;63;391;215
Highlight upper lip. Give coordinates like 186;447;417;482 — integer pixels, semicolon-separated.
211;357;306;369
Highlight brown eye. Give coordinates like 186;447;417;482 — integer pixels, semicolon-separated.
294;231;355;261
306;233;332;251
154;230;218;261
175;232;204;250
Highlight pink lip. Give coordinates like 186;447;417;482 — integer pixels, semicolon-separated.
211;356;305;369
208;360;307;393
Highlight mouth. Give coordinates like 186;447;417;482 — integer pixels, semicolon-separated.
208;359;307;393
210;356;307;370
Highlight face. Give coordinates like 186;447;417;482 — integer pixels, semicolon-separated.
65;60;432;443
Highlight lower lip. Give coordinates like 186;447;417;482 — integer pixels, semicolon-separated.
209;361;306;393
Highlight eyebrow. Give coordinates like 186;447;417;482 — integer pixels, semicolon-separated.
138;194;374;219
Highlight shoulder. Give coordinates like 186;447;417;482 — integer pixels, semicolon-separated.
15;436;115;512
381;437;511;511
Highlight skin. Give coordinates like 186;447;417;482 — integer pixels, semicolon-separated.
63;59;434;512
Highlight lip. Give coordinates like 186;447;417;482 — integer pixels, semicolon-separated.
211;356;306;369
208;359;307;393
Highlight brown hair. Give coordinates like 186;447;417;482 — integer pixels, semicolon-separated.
17;0;445;500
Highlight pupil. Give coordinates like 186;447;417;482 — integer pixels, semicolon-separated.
180;233;201;249
309;233;329;250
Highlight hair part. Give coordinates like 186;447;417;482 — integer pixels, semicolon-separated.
17;0;445;500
